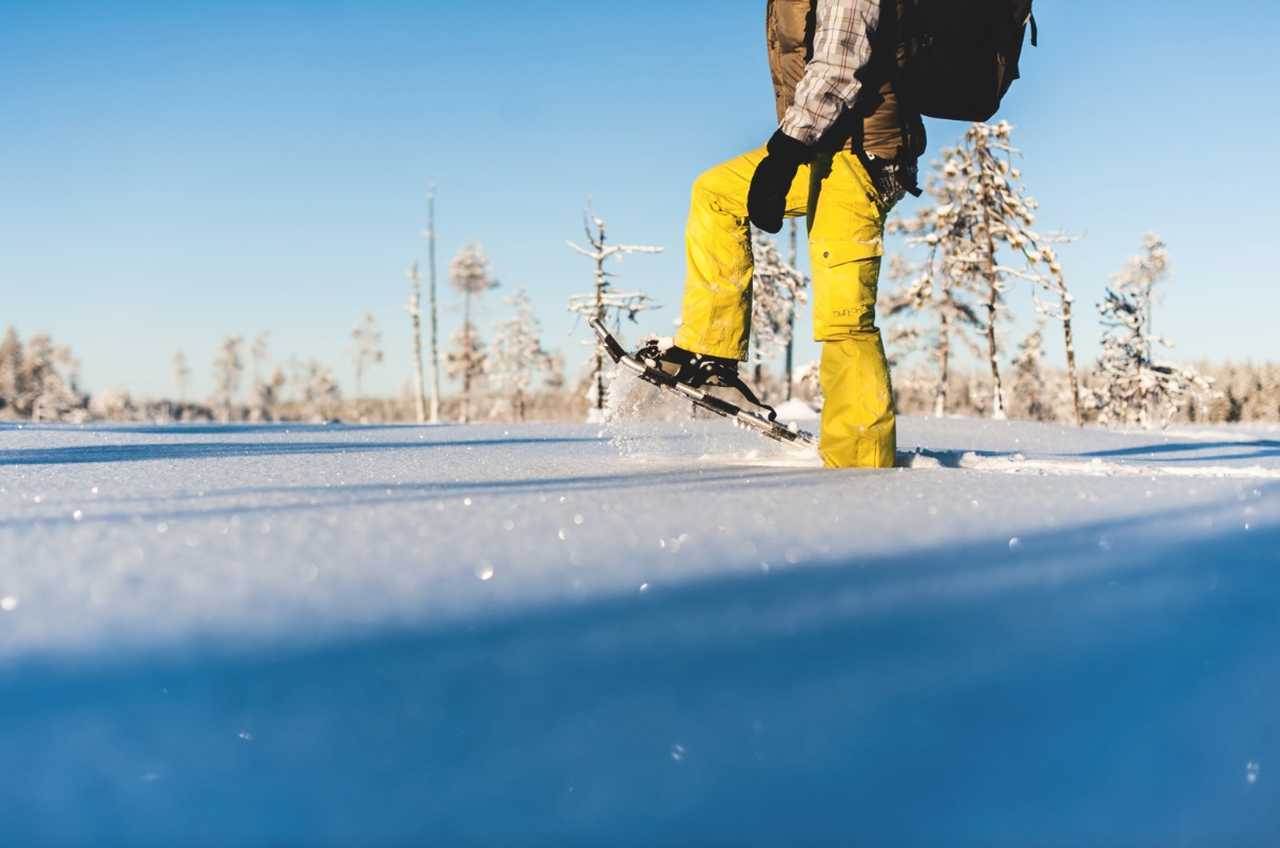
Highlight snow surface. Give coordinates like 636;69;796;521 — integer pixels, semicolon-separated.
771;397;820;422
1;412;1279;844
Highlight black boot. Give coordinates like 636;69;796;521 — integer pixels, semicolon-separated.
633;339;740;390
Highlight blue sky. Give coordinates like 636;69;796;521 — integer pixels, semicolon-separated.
2;0;1278;399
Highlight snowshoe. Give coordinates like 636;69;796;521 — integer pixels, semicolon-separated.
633;339;740;389
590;318;816;448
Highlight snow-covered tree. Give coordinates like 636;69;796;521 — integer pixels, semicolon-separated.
284;356;307;406
782;220;808;399
566;205;662;419
1030;240;1084;426
890;122;1082;423
212;335;244;421
251;368;285;422
172;350;191;402
446;323;486;423
1093;235;1212;428
251;333;271;386
1009;327;1050;421
406;262;429;423
750;226;808;395
351;312;384;400
487;288;551;421
543;350;566;393
449;242;499;423
247;333;276;420
794;359;822;407
883;322;924;369
451;243;499;309
88;388;135;421
1205;362;1280;423
881;245;983;418
15;333;83;421
301;359;341;422
0;327;23;415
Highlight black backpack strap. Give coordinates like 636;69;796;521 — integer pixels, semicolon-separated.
892;0;927;169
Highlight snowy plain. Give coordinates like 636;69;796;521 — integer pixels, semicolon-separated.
1;397;1279;844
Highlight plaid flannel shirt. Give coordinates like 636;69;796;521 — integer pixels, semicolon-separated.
779;0;881;146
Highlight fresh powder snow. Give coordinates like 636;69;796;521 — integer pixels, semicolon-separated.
1;413;1277;844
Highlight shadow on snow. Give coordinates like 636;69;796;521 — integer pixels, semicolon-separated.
1;487;1278;844
0;435;609;466
1081;440;1280;464
0;465;832;530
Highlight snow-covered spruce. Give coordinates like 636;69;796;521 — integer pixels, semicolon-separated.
749;226;808;401
1092;235;1214;428
299;359;341;422
1009;326;1050;422
448;242;500;423
211;335;245;423
889;121;1082;424
246;332;284;423
487;288;553;421
566;205;662;421
0;327;86;422
445;323;487;424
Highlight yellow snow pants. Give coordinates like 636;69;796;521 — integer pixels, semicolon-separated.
674;146;897;468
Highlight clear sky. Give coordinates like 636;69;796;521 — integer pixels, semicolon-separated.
3;0;1278;399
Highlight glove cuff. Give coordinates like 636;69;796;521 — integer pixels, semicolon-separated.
766;129;813;167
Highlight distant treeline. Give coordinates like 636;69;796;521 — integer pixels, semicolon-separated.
888;362;1280;426
2;321;1277;427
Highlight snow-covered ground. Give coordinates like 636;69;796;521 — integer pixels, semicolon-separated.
2;411;1278;844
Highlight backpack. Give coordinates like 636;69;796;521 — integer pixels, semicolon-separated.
898;0;1037;122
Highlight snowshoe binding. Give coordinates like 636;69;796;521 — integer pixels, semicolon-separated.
633;340;739;389
590;318;816;447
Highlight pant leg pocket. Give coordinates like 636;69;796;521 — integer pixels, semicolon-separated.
811;238;884;341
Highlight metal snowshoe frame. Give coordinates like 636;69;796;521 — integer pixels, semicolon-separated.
589;318;816;447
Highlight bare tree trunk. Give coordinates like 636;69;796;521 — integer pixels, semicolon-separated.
784;219;798;401
461;289;472;424
934;306;951;418
1142;287;1156;427
427;190;442;424
594;228;608;414
567;209;660;420
1060;290;1082;427
984;279;1005;420
980;209;1007;420
408;265;428;424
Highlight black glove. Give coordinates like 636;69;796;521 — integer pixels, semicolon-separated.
747;129;813;234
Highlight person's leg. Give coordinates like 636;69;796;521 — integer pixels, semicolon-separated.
807;152;897;469
675;147;809;360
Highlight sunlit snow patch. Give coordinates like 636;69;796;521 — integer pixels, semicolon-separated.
771;398;819;423
897;446;1280;479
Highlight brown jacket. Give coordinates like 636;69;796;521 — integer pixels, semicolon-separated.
766;0;919;160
